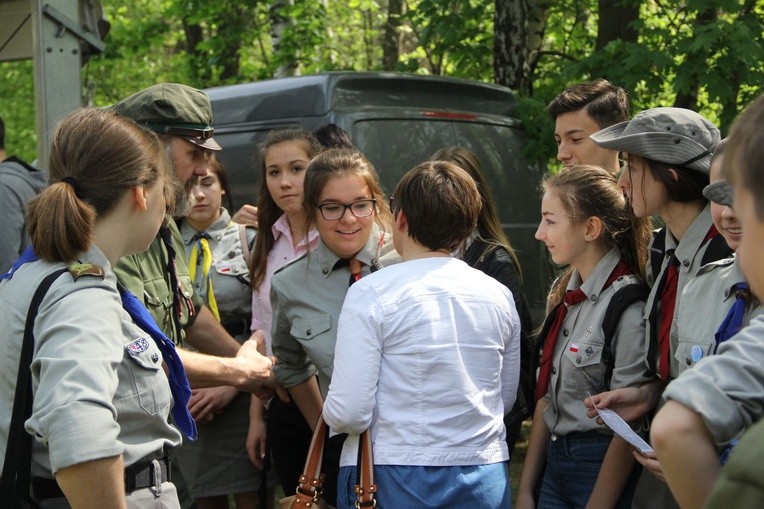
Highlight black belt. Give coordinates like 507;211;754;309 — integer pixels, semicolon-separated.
32;456;171;500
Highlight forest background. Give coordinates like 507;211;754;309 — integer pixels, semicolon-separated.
1;0;763;168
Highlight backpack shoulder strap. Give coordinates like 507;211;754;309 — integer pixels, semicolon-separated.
0;268;68;501
601;282;649;388
701;234;733;267
649;228;667;282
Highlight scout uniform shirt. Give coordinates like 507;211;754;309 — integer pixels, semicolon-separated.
0;244;181;478
270;225;397;398
180;209;254;340
542;248;652;437
643;204;717;379
674;255;763;378
115;217;202;345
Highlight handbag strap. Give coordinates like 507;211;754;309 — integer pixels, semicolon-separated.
354;430;378;508
292;415;329;507
0;268;68;499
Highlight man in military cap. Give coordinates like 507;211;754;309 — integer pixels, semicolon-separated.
112;83;246;360
112;83;273;509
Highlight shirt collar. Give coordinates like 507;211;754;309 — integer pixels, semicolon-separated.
315;225;387;279
567;246;622;302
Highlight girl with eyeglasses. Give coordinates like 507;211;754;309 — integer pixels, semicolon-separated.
270;148;396;506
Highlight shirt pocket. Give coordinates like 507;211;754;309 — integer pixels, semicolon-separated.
291;314;332;342
675;337;714;373
215;259;251;286
142;277;174;332
123;336;172;416
561;340;605;394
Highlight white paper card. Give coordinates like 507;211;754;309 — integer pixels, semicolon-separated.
588;393;654;455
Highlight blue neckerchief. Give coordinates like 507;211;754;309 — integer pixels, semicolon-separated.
0;246;39;281
119;285;197;440
714;282;749;353
2;246;197;439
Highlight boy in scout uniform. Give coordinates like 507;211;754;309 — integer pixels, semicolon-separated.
651;94;764;508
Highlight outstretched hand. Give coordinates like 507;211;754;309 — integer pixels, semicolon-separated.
584;382;662;424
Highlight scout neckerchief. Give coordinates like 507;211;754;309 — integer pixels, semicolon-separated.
2;247;197;440
535;259;633;402
714;282;749;353
188;231;220;320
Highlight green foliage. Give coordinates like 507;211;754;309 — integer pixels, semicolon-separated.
2;0;762;165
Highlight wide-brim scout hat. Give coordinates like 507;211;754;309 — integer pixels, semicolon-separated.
112;83;221;151
703;180;734;208
590;107;720;174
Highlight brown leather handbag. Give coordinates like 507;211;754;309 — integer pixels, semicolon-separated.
354;429;379;508
279;416;330;509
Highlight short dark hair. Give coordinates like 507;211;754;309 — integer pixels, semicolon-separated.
313;123;354;149
725;94;764;220
548;79;630;129
392;160;481;252
0;115;5;150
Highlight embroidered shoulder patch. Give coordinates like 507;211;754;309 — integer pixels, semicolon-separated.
126;337;150;355
68;263;105;280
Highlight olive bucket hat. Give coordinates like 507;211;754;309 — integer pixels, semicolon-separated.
590;107;720;174
111;83;221;151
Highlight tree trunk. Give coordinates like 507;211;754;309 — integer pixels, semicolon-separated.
494;0;548;95
270;0;299;78
596;0;639;50
382;0;403;71
674;7;717;111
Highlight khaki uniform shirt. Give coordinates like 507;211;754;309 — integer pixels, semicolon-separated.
542;248;651;436
115;218;202;345
644;205;717;378
180;209;254;340
271;226;397;397
674;256;763;378
0;245;181;478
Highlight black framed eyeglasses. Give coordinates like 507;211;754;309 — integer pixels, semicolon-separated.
317;199;377;220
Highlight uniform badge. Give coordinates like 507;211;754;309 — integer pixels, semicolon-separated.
569;343;579;353
67;263;105;280
126;337;150;355
585;346;594;357
690;345;704;363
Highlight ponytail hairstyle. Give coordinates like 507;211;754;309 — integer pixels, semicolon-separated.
27;108;169;263
430;146;523;279
250;128;323;288
543;165;651;307
302;148;393;237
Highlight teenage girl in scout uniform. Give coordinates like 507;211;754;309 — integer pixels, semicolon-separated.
0;108;182;507
177;156;262;509
516;166;653;509
587;107;725;509
247;128;323;498
270;148;396;506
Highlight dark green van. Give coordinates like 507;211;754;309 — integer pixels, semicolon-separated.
205;72;550;318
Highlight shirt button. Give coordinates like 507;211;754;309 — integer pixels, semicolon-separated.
562;329;569;337
551;434;558;442
724;288;730;298
306;329;312;336
682;260;690;267
151;353;160;363
216;235;222;241
551;367;557;375
686;356;692;366
576;356;582;364
322;268;329;275
590;294;598;302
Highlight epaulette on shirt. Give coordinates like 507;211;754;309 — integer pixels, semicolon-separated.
695;256;735;277
68;262;106;280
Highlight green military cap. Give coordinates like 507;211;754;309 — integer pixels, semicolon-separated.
112;83;221;151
